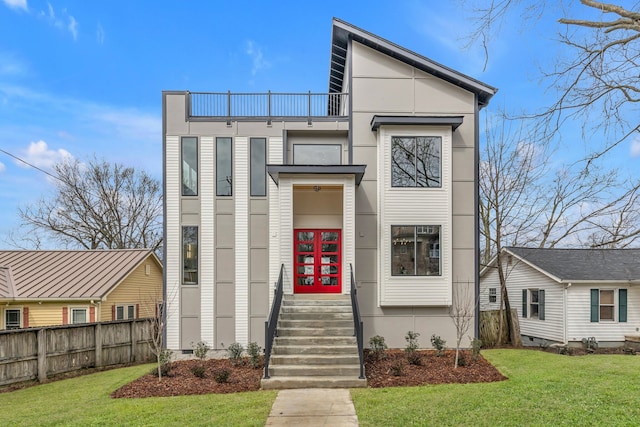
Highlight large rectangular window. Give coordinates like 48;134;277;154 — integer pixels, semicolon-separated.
216;137;232;196
183;226;198;285
391;136;441;187
293;144;342;165
181;137;198;196
5;309;21;329
71;308;88;324
391;225;441;276
250;138;267;196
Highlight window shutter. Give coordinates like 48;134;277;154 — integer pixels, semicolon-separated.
112;305;116;321
619;289;628;323
23;307;29;328
590;289;599;322
522;289;527;318
62;307;68;325
539;290;545;321
89;307;96;323
136;304;140;319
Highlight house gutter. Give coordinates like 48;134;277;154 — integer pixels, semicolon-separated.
0;297;102;303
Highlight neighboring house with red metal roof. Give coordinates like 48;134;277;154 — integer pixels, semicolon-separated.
0;249;162;329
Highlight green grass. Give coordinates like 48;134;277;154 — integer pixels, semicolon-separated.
0;364;276;426
352;349;640;426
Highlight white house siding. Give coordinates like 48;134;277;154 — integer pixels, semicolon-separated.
200;137;215;346
479;266;501;312
377;125;452;306
566;285;638;344
267;137;282;306
234;137;249;345
165;135;180;350
503;260;565;343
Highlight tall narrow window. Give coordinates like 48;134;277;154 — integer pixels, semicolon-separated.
216;137;232;196
250;138;266;196
181;137;198;196
600;289;614;321
391;136;441;187
182;226;198;285
391;225;441;276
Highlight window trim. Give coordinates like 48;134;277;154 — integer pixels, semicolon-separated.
489;288;497;303
115;304;136;320
391;225;442;277
70;307;88;325
5;308;22;330
522;289;545;320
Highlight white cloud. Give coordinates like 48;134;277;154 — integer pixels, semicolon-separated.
630;136;640;158
68;15;78;40
246;40;271;76
41;3;78;39
2;0;27;11
18;140;72;170
96;23;105;44
0;162;5;173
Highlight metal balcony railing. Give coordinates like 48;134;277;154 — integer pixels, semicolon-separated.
189;91;348;119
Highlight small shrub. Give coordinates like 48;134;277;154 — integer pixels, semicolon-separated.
471;338;482;361
369;335;388;360
405;331;421;365
430;334;446;356
191;364;206;378
158;349;173;377
227;342;245;366
457;351;467;367
192;341;210;361
390;361;405;376
212;368;231;383
247;341;262;368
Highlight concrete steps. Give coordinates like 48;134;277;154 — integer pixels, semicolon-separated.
261;294;366;389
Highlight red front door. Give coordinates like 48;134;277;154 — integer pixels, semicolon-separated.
294;229;341;293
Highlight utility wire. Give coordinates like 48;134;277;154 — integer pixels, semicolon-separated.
0;147;64;184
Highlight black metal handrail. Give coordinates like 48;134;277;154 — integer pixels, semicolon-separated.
350;264;365;379
189;91;348;119
263;264;284;379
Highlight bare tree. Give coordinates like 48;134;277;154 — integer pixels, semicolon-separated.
465;0;640;157
449;281;477;368
17;157;162;251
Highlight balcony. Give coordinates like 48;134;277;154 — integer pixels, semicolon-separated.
188;91;349;122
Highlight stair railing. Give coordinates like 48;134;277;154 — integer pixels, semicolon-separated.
263;264;284;379
350;264;365;379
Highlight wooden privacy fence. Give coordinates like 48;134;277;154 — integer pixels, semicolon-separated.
480;309;521;347
0;319;155;387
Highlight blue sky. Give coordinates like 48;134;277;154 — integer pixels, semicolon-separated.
1;0;639;247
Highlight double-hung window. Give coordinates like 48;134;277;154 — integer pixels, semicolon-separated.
391;225;441;276
591;289;627;322
522;289;545;320
5;309;21;329
489;288;497;303
391;136;441;187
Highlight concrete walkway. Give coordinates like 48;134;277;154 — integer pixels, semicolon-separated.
265;388;359;426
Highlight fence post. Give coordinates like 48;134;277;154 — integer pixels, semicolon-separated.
95;323;102;367
130;320;137;362
37;328;47;383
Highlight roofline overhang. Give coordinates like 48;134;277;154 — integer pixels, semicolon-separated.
330;18;498;108
559;280;640;285
267;164;366;186
370;115;464;131
0;297;102;303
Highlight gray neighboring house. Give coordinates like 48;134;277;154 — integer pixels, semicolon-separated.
163;18;497;351
480;247;640;347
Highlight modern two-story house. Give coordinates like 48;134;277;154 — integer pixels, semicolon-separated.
162;18;496;353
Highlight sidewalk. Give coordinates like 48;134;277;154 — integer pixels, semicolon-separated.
265;388;359;426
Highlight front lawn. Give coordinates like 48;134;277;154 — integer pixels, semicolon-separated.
0;364;276;427
352;349;640;426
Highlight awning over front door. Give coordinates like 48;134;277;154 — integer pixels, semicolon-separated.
266;164;367;186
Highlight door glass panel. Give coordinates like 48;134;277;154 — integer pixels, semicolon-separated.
322;277;338;286
321;232;339;241
297;231;314;241
297;255;314;264
298;277;314;286
297;243;313;252
322;243;338;252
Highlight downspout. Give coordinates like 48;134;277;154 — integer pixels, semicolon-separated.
474;93;480;339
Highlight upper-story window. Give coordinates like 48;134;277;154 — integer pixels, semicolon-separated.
217;137;233;196
293;144;342;165
251;138;267;196
391;136;441;188
181;137;198;196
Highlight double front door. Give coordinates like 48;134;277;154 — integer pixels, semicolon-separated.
294;229;341;293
